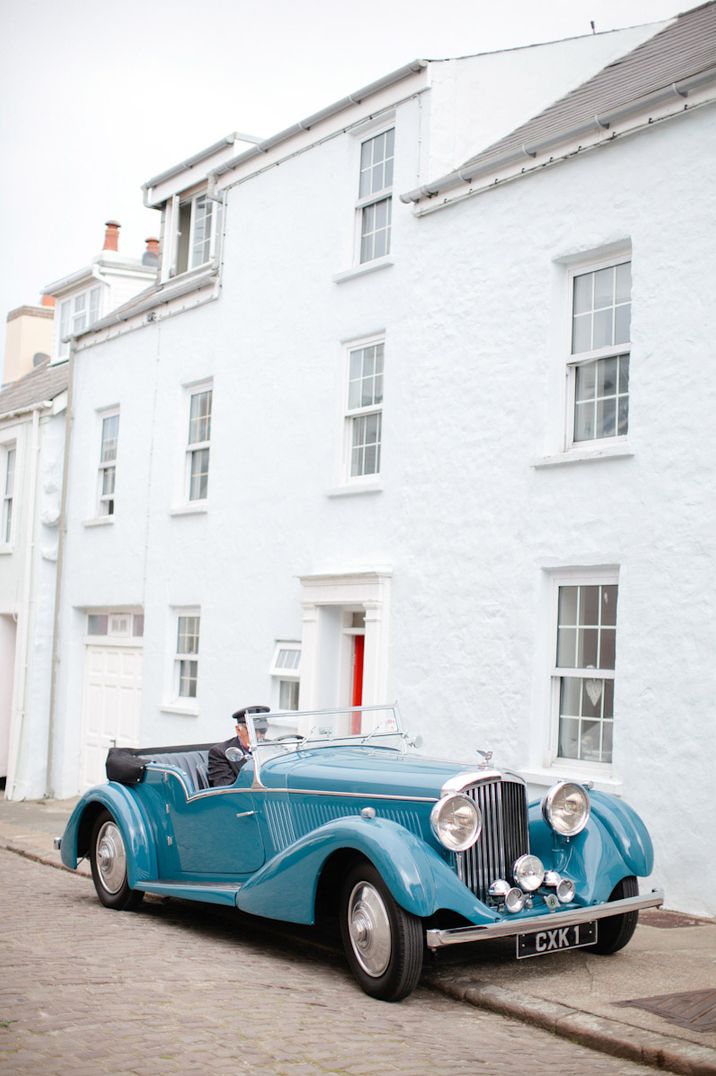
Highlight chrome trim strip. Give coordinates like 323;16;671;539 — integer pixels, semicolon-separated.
425;889;664;949
441;770;503;794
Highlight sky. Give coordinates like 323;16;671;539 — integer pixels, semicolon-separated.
1;0;685;368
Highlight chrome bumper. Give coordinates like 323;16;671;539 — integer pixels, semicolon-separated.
425;888;664;950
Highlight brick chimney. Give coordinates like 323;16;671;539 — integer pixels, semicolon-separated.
103;220;121;252
142;237;160;267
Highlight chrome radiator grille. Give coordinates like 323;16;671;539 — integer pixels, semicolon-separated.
456;778;530;902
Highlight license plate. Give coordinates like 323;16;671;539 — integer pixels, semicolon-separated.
516;920;597;959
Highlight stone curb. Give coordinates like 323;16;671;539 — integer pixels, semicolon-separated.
0;837;91;877
426;976;716;1076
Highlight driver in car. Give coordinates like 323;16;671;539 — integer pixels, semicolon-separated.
208;705;269;787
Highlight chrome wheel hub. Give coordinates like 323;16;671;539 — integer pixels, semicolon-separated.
95;821;127;894
347;882;392;977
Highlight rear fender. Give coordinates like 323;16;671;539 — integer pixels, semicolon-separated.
60;783;157;887
236;815;497;925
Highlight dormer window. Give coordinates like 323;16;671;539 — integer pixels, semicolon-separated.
172;192;218;277
57;286;102;358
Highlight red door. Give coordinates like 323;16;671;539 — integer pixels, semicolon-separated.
351;635;364;733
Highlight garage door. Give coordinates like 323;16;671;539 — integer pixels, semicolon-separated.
81;615;143;788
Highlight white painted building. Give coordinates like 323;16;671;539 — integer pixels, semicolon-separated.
47;7;716;915
0;224;157;797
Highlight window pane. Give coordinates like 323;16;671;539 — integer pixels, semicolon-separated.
560;676;582;716
132;614;145;637
101;415;119;462
581;678;604;718
596;397;617;437
580;720;602;762
572;273;592;315
579;585;599;626
177;615;200;655
615;261;631;303
279;679;299;711
189;448;210;500
571;314;592;354
188;390;212;444
558;715;579;759
593;267;614;309
87;614;109;635
101;466;115;495
600;628;616;670
574;401;595;442
179;659;198;697
558;586;578;626
575;361;596;403
597;357;617;396
614;303;631;344
4;448;15;495
601;585;618;626
577;628;599;668
557;627;577;667
592;308;613;349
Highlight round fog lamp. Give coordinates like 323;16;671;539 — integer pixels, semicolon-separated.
513;854;545;892
505;887;526;914
488;879;511;899
542;781;590;837
544;870;562;887
556;878;575;904
430;793;481;852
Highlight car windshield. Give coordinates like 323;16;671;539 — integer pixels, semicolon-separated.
246;705;404;753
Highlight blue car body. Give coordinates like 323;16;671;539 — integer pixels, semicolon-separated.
60;707;663;999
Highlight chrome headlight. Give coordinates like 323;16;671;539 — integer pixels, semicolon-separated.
513;854;545;892
542;781;590;837
430;793;481;852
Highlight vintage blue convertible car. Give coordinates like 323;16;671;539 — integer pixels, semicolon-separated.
59;705;663;1001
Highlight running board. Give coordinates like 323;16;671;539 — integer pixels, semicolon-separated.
135;880;243;907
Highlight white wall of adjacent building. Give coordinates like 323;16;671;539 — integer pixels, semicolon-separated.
48;34;716;915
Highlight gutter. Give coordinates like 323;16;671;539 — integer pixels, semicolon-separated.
401;65;716;204
142;132;263;207
74;266;218;337
207;60;427;192
0;401;53;422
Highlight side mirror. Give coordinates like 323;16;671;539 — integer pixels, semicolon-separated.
409;735;423;750
225;747;244;762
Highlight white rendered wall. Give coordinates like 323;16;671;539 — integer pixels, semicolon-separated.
55;96;716;914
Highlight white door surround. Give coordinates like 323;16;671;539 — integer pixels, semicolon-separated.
299;570;391;710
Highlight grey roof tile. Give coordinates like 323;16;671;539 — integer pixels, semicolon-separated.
0;360;69;417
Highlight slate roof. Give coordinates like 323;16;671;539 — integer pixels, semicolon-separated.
0;360;69;417
403;1;716;201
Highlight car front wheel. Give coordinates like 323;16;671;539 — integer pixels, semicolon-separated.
589;875;639;954
90;809;144;911
340;862;423;1002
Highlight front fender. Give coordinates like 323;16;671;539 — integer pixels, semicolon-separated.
236;815;498;925
588;790;654;877
60;783;157;887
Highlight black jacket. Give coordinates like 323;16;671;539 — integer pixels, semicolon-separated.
207;735;249;787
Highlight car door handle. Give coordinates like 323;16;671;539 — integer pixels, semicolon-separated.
235;810;255;819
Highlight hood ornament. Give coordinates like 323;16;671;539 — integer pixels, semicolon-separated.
476;749;493;770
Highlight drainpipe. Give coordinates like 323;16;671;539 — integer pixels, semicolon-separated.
6;405;43;799
45;343;75;798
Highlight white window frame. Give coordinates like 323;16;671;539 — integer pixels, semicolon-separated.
96;409;119;518
270;641;302;712
173;609;201;703
1;440;17;549
548;568;619;774
183;381;213;506
57;286;103;358
168;190;220;279
565;252;631;451
341;334;385;486
354;123;395;265
85;609;144;645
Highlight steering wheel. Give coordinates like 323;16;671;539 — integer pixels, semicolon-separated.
274;734;305;743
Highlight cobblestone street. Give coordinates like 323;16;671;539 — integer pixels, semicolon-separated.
0;850;659;1075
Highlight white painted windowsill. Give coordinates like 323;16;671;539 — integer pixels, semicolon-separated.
160;704;199;717
0;544;14;555
83;516;115;528
518;765;623;795
532;444;634;469
333;257;394;285
326;482;383;499
169;503;208;517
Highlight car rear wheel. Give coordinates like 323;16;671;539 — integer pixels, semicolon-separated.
340;862;423;1002
90;809;144;911
589;875;638;954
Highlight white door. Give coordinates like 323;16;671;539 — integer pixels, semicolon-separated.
81;644;143;788
0;614;17;783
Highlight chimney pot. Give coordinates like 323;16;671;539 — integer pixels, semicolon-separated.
103;220;121;252
142;237;160;267
41;294;56;308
